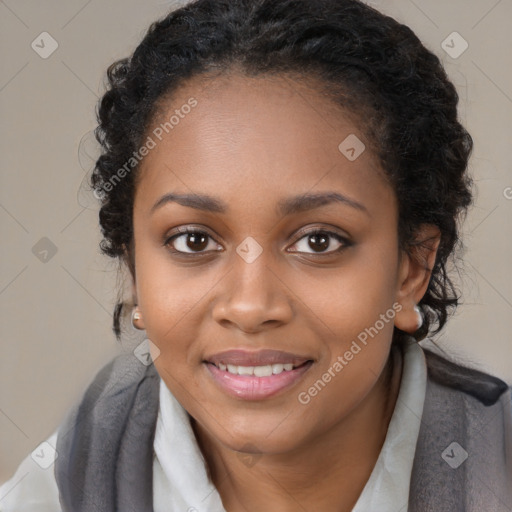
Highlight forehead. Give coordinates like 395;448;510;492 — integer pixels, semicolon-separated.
135;72;394;219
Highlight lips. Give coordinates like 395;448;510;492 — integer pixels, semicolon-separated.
204;349;314;400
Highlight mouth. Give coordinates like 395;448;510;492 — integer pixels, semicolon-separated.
204;349;314;400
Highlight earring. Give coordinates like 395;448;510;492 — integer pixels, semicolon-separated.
413;305;423;330
131;307;144;331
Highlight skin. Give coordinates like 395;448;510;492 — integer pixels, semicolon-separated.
130;72;440;511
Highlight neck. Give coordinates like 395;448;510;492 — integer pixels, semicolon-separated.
192;346;403;512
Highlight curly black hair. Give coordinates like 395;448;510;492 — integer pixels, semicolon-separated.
90;0;473;343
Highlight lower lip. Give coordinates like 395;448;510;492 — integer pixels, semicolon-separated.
205;361;313;400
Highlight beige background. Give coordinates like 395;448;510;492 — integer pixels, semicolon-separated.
1;0;511;484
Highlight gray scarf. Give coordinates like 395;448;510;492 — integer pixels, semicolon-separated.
54;346;512;511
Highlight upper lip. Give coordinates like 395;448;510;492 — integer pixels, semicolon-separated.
206;349;312;367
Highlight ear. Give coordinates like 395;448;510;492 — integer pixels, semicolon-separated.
394;224;441;334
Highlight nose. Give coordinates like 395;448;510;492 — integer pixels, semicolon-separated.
211;250;294;334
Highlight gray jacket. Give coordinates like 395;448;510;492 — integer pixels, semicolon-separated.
54;347;512;511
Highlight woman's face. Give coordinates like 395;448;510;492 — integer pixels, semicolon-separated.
132;72;405;454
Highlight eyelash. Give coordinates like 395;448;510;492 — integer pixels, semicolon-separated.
163;226;352;257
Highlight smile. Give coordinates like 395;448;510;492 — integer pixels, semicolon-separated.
204;349;314;400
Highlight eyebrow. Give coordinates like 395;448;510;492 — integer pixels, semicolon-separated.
150;191;368;216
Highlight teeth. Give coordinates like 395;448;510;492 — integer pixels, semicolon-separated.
217;363;298;376
254;365;273;377
272;363;284;374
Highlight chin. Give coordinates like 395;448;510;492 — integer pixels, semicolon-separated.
199;409;311;455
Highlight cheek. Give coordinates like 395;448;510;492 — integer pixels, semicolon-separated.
133;245;209;357
290;282;397;439
291;240;399;399
289;239;399;340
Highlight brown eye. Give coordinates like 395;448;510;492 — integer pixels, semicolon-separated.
165;228;222;254
289;230;350;255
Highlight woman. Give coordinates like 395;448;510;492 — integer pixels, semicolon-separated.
1;0;510;510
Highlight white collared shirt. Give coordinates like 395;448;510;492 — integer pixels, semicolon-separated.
0;340;427;511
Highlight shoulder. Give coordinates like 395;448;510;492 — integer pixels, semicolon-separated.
54;348;160;509
409;347;512;510
422;347;510;406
